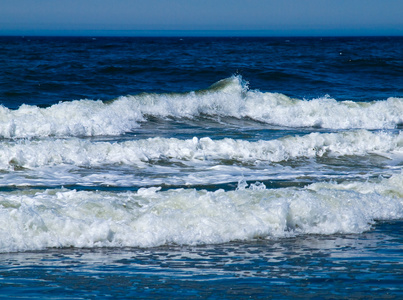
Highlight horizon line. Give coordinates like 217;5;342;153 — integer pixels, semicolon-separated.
1;29;403;38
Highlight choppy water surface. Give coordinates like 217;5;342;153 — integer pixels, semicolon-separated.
0;36;402;298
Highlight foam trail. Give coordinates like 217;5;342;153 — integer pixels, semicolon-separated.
1;130;403;170
1;76;403;138
0;173;402;252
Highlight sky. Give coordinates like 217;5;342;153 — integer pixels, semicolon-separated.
0;0;402;36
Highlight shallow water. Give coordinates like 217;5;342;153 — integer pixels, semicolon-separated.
1;220;402;299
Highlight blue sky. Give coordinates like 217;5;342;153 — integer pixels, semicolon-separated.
1;0;402;36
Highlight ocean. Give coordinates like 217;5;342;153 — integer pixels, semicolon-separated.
0;36;402;299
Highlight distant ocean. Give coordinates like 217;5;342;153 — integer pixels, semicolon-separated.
0;36;402;299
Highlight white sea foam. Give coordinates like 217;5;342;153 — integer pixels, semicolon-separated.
1;76;403;138
1;174;402;252
1;130;402;170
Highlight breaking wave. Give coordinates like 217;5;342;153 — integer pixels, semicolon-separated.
1;130;403;170
1;76;403;138
1;174;402;252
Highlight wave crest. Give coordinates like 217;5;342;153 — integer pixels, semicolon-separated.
1;76;403;138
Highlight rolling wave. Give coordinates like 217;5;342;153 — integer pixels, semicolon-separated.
1;76;403;138
1;173;402;252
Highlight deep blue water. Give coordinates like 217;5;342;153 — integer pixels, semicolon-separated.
0;36;402;299
1;36;403;109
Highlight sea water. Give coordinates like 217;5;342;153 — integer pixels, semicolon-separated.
0;36;402;298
